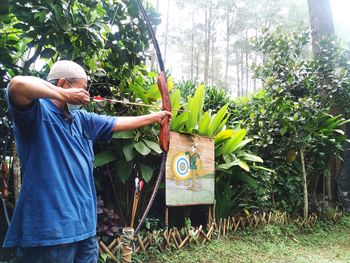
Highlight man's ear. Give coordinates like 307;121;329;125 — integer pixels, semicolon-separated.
57;78;67;88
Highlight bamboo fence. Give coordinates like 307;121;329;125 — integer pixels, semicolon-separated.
98;210;342;262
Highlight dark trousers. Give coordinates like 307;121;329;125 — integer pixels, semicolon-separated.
15;236;98;263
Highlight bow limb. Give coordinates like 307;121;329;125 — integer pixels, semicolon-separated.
136;0;171;151
133;0;171;237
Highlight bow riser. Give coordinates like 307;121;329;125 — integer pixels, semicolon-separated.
157;71;171;151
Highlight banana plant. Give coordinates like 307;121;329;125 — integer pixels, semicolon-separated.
170;84;230;137
169;83;264;180
215;129;263;173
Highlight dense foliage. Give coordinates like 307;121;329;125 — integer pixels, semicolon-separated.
227;29;350;214
1;3;350;258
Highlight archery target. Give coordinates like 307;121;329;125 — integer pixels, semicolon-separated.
171;152;190;180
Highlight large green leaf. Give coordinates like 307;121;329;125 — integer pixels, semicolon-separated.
143;139;162;154
237;151;264;163
320;115;341;129
208;104;229;136
116;159;133;183
129;82;149;104
234;139;253;151
139;163;154;183
235;173;258;189
214;113;230;135
123;141;136;162
171;112;188;131
217;159;240;170
134;140;151;156
184;84;205;133
215;129;235;144
193;83;205;120
198;111;211;136
185;97;196;133
146;83;161;101
217;129;247;155
93;150;117;167
170;89;182;119
238;160;250;172
112;131;135;139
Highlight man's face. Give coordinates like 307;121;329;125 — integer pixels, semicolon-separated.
63;78;88;91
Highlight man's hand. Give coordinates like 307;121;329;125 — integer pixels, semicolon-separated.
62;88;90;105
152;110;172;124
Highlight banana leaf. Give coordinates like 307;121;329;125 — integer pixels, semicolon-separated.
208;104;229;136
94;150;117;167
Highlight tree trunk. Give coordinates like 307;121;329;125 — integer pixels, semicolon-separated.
307;0;334;56
211;34;214;87
150;0;160;70
195;51;199;81
308;0;337;204
224;5;230;85
240;50;244;96
190;11;194;81
163;0;171;65
204;1;211;85
326;160;332;202
245;51;249;96
236;51;240;97
253;53;257;92
300;145;308;219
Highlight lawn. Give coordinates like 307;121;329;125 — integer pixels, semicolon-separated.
135;216;350;263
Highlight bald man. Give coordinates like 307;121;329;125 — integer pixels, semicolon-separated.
3;60;171;262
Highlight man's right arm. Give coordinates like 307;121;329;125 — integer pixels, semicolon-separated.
9;76;68;109
8;76;89;109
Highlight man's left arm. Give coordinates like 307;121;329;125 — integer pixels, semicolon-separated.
112;111;171;132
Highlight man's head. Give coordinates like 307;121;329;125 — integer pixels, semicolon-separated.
48;60;88;90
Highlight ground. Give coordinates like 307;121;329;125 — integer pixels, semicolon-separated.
135;216;350;263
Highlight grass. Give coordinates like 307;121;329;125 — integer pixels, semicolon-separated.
134;216;350;263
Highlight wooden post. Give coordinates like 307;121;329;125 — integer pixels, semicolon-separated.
208;205;212;226
121;227;134;263
165;206;169;230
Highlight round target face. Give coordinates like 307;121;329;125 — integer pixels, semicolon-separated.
171;152;190;180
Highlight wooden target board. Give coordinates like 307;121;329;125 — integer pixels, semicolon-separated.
166;131;215;206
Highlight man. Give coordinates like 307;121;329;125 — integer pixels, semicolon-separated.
2;60;171;262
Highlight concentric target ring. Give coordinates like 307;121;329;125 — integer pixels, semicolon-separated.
171;152;190;180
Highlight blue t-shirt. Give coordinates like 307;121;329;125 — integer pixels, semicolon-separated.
3;87;117;247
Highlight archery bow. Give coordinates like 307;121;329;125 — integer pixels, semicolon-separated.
133;0;171;236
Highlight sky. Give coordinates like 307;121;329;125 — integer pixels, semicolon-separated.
330;0;350;43
150;0;350;81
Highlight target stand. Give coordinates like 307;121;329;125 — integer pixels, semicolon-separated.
165;132;215;229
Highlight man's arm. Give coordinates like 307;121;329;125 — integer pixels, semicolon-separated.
112;111;172;132
8;76;89;109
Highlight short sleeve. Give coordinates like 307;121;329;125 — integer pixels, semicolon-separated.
81;111;117;143
5;84;40;130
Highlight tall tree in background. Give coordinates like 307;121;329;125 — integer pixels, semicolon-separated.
221;0;237;89
163;0;171;64
307;0;334;56
169;0;309;96
308;0;336;202
203;0;212;85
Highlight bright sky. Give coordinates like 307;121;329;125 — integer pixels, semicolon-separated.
150;0;350;81
330;0;350;42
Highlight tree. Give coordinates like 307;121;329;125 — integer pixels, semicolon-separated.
307;0;335;56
